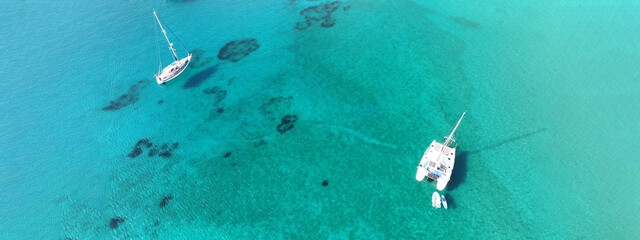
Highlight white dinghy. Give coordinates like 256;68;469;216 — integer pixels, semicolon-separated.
153;10;192;85
432;191;441;208
416;112;466;191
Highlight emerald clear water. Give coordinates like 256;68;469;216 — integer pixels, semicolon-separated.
1;0;638;239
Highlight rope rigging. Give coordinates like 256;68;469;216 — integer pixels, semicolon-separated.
159;16;189;54
155;19;162;73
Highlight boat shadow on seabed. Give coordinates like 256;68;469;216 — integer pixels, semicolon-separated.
446;151;468;191
183;64;219;89
447;128;547;191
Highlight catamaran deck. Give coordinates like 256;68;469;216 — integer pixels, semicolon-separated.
416;140;456;182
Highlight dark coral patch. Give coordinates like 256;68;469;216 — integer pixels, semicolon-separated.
158;151;172;158
203;86;228;104
322;180;329;186
321;18;336;28
148;148;159;157
215;91;227;103
203;86;218;94
268;96;293;104
217;39;260;62
277;115;298;134
102;79;150;111
295;20;311;30
259;96;293;121
217;108;224;113
191;49;204;60
224;152;231;158
157;143;178;158
190;49;214;68
254;139;266;147
158;100;164;104
128;139;153;158
128;139;178;158
128;148;143;158
137;139;153;148
109;217;125;229
295;1;342;30
232;163;237;167
159;195;173;208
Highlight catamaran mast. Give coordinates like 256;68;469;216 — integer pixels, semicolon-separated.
153;10;179;61
429;111;466;178
443;111;466;148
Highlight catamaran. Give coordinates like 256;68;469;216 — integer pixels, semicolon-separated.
153;10;192;85
416;112;466;191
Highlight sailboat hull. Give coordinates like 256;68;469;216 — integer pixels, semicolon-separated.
155;53;192;84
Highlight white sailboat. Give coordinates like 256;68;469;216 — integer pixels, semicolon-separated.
153;10;192;85
416;112;466;191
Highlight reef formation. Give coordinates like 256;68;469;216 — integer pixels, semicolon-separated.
277;115;298;134
217;39;260;62
259;96;293;121
190;49;214;68
102;79;149;111
128;139;179;158
295;1;343;30
159;195;173;208
203;86;227;104
109;217;125;229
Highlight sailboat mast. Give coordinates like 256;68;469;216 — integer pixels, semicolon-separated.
153;10;179;61
443;111;466;148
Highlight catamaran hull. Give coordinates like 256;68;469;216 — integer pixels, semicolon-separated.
416;140;437;181
436;179;449;191
155;53;192;84
436;146;456;191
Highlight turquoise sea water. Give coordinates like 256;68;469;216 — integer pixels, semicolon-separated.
1;0;639;239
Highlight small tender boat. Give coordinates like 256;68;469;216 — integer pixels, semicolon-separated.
441;194;448;209
153;10;192;85
416;112;466;190
432;191;441;208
